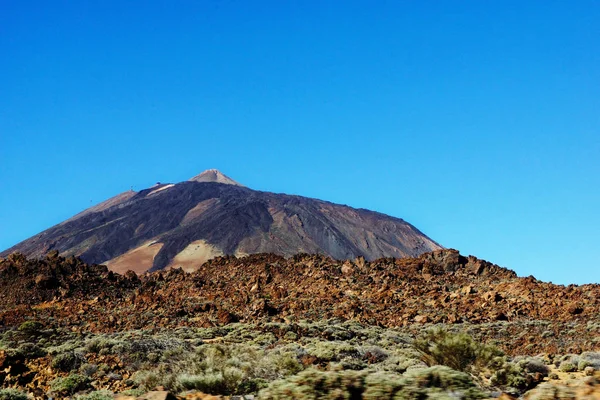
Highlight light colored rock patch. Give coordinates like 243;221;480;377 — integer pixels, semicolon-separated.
147;184;174;196
166;240;224;272
181;198;220;225
104;241;163;275
189;169;244;186
234;250;249;258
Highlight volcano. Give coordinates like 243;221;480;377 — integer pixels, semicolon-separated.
0;170;442;273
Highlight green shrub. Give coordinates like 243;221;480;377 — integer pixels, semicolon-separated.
257;345;303;378
555;354;579;368
176;372;228;393
85;336;117;354
74;390;114;400
259;366;486;400
306;340;360;362
517;357;550;375
132;370;161;392
374;354;423;374
46;339;84;356
79;363;98;377
132;342;301;395
251;333;277;346
52;351;85;372
413;328;503;372
0;388;29;400
399;366;486;399
49;373;91;395
17;342;47;359
362;372;405;399
578;352;600;370
18;321;43;337
578;359;592;371
559;361;577;372
525;382;577;400
258;368;372;399
490;357;548;392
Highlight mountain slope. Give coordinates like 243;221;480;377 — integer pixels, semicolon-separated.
0;170;442;273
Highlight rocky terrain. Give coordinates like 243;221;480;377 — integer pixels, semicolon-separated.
0;170;441;274
1;249;599;354
1;250;599;399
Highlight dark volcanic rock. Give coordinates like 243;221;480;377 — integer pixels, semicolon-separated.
0;252;139;309
0;170;441;273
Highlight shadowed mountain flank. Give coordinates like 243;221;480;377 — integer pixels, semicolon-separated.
0;170;441;273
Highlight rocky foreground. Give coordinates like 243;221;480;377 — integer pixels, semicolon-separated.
1;250;600;399
1;249;599;354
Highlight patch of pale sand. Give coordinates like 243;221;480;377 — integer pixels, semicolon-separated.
523;366;600;399
181;198;220;225
166;240;224;272
147;184;174;196
547;365;588;385
104;241;163;275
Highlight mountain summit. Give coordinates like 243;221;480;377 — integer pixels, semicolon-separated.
1;171;442;274
189;169;243;186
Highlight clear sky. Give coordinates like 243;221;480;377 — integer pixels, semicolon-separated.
1;1;598;285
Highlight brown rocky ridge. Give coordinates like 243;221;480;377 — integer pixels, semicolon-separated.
1;249;598;355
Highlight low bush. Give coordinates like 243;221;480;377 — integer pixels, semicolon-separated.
490;357;548;392
132;342;302;395
17;321;43;338
259;366;486;399
111;335;191;364
258;368;376;399
17;342;46;359
74;390;114;400
79;363;98;377
0;388;29;400
559;361;577;373
413;328;503;372
305;340;360;362
84;336;117;354
49;373;91;395
372;354;423;374
579;352;600;370
518;357;550;375
400;366;486;399
525;382;577;400
52;351;85;372
176;372;229;393
46;339;85;356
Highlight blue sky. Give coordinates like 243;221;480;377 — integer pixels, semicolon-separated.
1;1;598;284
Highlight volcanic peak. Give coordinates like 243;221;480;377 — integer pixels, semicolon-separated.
189;169;243;186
